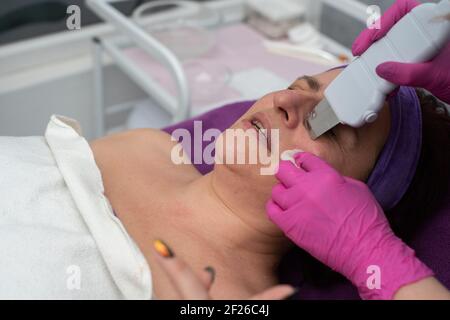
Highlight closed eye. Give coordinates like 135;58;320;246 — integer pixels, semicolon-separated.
288;75;321;92
328;128;337;137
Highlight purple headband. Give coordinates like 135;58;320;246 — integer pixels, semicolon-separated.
367;86;423;210
328;65;422;210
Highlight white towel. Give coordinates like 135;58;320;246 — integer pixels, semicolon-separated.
0;115;152;299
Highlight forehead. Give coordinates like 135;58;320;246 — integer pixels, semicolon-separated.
291;68;343;89
288;68;343;96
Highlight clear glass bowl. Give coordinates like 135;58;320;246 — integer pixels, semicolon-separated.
182;59;231;103
133;0;220;60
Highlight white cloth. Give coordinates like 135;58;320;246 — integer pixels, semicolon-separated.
0;115;152;299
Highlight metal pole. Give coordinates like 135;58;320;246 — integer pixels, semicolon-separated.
86;0;191;122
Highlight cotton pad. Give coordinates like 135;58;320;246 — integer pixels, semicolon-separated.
280;149;303;167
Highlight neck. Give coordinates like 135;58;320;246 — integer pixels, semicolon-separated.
179;169;290;280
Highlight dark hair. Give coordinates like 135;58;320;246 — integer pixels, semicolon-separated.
387;91;450;241
279;90;450;287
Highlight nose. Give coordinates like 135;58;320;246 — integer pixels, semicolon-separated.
273;90;316;129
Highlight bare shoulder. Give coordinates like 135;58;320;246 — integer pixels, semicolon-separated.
90;128;198;187
91;128;176;166
91;128;174;153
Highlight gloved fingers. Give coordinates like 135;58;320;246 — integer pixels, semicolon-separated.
371;0;420;41
352;27;377;56
266;199;284;224
275;160;306;188
352;0;420;56
376;61;430;88
271;183;287;200
296;153;346;184
271;183;306;210
294;152;330;172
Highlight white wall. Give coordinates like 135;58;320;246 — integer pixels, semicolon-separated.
0;21;148;141
0;63;147;140
0;0;245;140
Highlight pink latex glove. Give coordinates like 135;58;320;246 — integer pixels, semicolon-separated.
267;152;434;300
352;0;450;104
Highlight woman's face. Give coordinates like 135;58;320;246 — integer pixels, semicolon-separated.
215;68;391;190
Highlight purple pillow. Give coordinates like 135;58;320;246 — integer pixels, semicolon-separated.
163;101;254;175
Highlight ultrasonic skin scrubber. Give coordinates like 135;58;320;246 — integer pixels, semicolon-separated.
307;0;450;140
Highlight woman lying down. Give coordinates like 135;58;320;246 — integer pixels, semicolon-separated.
1;67;449;300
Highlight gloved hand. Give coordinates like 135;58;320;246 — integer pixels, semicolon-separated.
352;0;450;104
267;152;434;300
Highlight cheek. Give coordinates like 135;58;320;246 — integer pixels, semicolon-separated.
342;148;378;181
312;145;345;172
280;130;332;161
295;140;375;181
281;133;346;173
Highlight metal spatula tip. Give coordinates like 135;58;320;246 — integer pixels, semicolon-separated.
306;98;340;140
